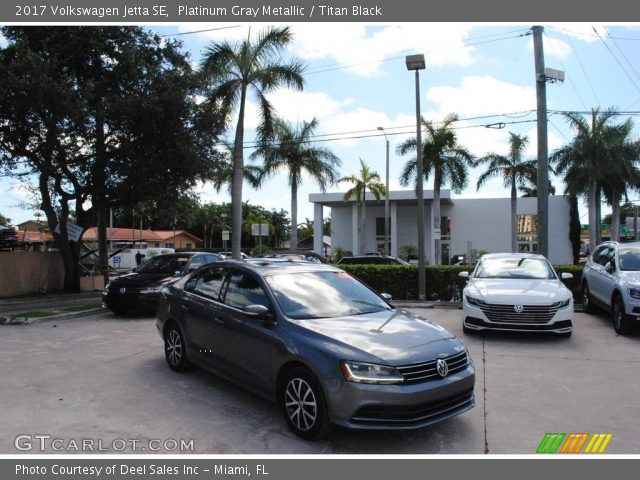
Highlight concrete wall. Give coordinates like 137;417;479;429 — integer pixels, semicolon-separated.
0;251;65;298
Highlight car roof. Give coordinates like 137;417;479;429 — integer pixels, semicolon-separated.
215;258;340;275
480;252;548;260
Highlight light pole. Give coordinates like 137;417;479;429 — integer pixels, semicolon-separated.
406;54;426;301
377;126;390;256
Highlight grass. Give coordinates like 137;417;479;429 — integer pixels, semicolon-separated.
12;304;101;319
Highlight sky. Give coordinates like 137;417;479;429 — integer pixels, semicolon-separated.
1;23;640;228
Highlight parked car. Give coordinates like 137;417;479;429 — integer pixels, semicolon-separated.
581;241;640;334
337;256;409;265
219;251;250;260
102;252;222;314
257;250;325;263
0;226;19;250
459;253;574;337
157;260;475;439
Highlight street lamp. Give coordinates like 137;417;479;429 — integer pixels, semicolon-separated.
377;126;390;256
406;54;426;301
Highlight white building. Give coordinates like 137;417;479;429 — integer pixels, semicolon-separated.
309;190;573;265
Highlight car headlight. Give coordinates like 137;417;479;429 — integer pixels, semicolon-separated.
340;361;404;384
551;298;572;309
103;282;111;294
465;295;486;306
628;288;640;300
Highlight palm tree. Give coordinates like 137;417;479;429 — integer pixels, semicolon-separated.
552;108;637;248
200;27;305;260
339;159;386;255
599;119;640;241
251;117;341;249
475;132;537;252
397;113;474;264
212;143;261;193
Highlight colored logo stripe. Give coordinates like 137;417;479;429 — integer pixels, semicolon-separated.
584;433;613;454
537;433;566;453
537;433;613;454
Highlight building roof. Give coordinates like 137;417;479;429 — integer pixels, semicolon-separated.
82;228;201;243
309;189;454;207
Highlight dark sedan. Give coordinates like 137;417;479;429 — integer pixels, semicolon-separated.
156;260;475;439
102;252;221;314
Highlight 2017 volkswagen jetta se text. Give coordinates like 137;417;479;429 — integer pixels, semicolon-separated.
156;259;475;439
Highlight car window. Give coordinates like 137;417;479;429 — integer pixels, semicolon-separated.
205;254;220;264
192;267;229;300
475;257;556;279
619;248;640;271
136;255;191;274
224;272;271;309
592;245;610;266
266;271;392;319
189;256;207;268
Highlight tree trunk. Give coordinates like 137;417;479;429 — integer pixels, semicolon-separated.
290;182;298;249
611;193;620;242
231;83;248;260
588;179;598;250
359;191;367;255
433;172;441;265
568;193;581;264
595;184;602;245
510;180;518;253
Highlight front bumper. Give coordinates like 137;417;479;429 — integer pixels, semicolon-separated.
462;298;573;334
325;362;475;430
102;291;160;313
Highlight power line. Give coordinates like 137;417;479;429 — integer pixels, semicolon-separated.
605;27;640;85
546;26;640;41
160;25;244;37
543;30;590;110
592;26;640;96
562;32;600;107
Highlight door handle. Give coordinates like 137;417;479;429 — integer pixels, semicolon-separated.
181;304;189;311
213;317;224;325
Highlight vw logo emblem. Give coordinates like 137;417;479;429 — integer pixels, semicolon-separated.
119;287;127;294
436;359;449;377
514;304;524;313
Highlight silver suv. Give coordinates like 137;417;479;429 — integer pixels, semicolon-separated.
582;241;640;334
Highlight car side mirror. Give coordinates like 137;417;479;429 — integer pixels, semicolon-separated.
174;270;184;277
605;262;614;274
561;272;573;280
380;293;392;303
243;304;271;318
458;271;469;278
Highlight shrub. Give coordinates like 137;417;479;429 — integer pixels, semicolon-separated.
337;264;584;302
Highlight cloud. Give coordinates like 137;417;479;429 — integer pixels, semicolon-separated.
529;35;571;60
184;24;478;76
426;75;537;117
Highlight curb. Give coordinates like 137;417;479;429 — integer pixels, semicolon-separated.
0;292;102;308
0;307;105;325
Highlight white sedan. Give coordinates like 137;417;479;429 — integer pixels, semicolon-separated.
460;253;574;337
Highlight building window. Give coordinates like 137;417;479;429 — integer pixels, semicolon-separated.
186;243;192;249
517;214;538;252
164;242;174;248
153;242;160;248
375;217;391;254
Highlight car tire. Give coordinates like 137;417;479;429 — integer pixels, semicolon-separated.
280;367;331;440
613;295;631;335
110;307;128;316
582;284;595;314
164;323;190;372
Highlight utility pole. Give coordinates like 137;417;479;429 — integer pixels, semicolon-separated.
533;25;549;258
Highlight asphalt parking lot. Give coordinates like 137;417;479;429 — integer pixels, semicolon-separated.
1;307;639;454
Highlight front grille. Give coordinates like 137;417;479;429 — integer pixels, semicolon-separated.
396;350;469;384
351;389;474;426
479;303;559;324
109;284;144;294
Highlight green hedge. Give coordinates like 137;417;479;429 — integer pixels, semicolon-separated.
337;264;584;302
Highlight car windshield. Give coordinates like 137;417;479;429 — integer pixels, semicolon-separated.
265;271;392;319
619;248;640;271
136;255;190;275
475;257;556;279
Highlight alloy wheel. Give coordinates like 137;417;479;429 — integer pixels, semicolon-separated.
284;378;318;432
166;329;183;367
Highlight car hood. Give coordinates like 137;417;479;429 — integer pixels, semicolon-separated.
619;270;640;285
466;278;570;304
110;272;175;288
290;309;465;365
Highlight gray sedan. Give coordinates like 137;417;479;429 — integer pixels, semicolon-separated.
156;260;475;439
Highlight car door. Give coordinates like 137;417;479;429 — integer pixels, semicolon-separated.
588;245;611;304
214;269;285;396
597;246;617;306
180;265;234;372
